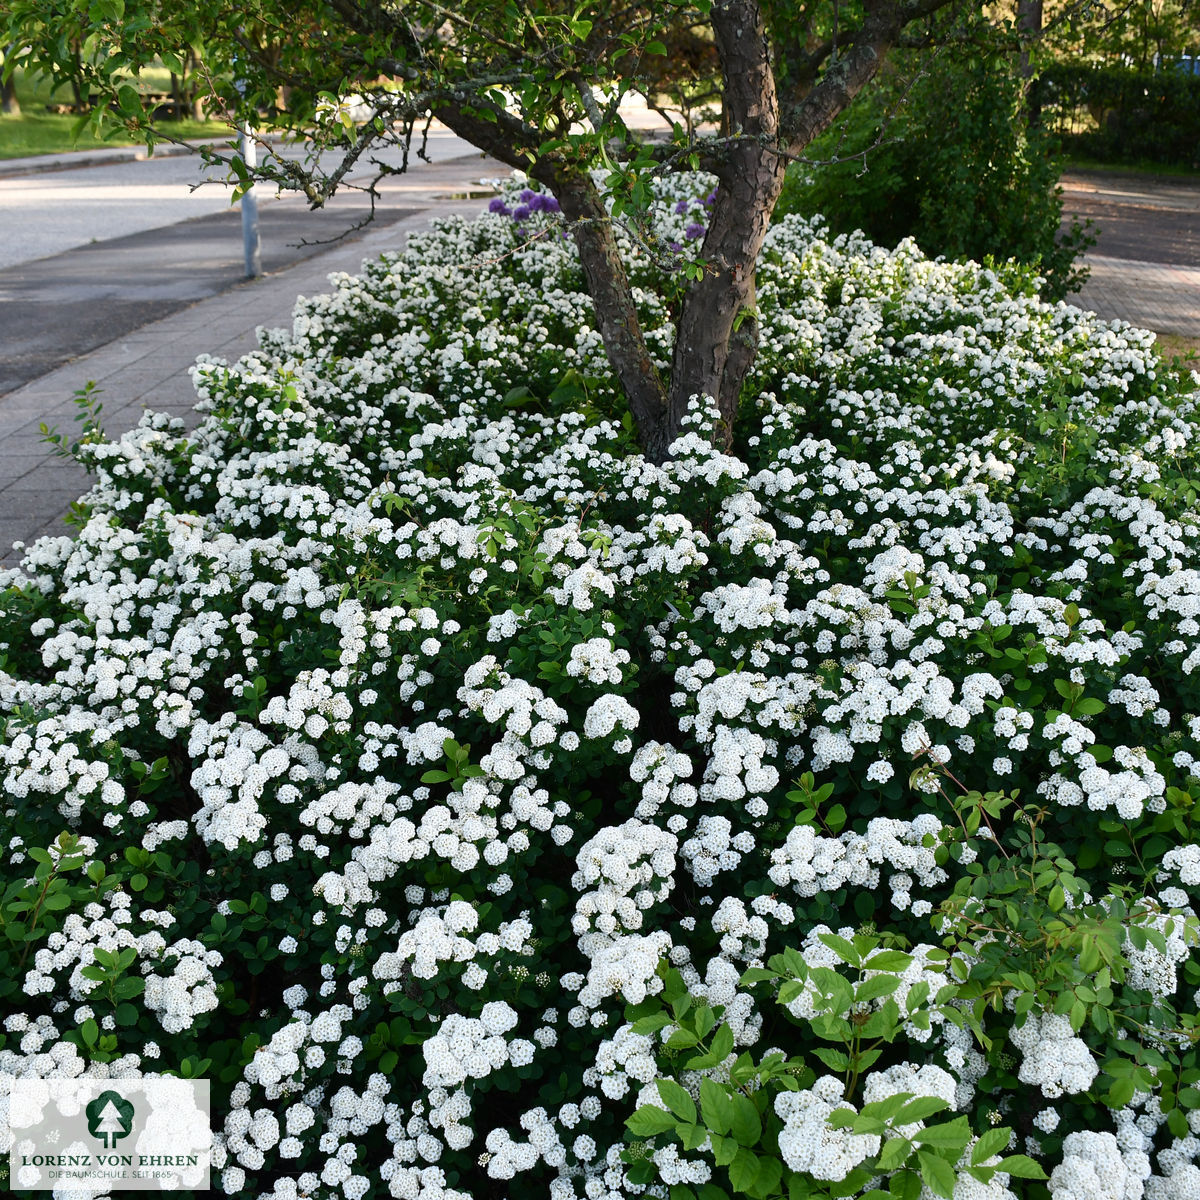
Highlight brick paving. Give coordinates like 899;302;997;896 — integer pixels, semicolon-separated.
1072;255;1200;338
1;159;1199;565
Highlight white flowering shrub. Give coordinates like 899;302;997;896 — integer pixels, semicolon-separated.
4;171;1200;1200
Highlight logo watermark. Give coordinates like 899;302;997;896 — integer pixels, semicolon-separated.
6;1079;210;1191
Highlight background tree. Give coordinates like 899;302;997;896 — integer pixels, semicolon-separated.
775;13;1096;301
5;0;984;459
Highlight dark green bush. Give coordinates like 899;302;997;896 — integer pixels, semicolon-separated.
1033;63;1200;168
776;48;1095;301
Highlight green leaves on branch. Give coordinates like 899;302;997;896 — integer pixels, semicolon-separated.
619;948;1043;1199
420;738;485;792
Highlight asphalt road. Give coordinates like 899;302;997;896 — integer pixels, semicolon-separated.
0;131;486;270
0;197;419;396
0;136;501;396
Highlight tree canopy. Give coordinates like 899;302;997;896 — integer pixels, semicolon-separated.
7;0;991;457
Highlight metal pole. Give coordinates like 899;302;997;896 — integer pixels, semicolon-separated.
239;122;262;278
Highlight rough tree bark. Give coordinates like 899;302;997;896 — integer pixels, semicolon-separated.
1017;0;1043;124
668;0;788;452
308;0;969;461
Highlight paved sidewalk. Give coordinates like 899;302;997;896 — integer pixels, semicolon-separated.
0;139;206;179
1072;255;1200;337
1060;169;1200;337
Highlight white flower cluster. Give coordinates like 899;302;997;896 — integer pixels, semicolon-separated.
422;1001;521;1088
769;814;946;912
775;1075;880;1181
1049;1131;1150;1200
143;938;223;1033
565;638;630;686
572;820;677;952
1010;1012;1100;1098
374;900;534;990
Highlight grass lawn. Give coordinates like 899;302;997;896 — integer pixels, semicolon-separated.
0;66;232;160
1062;156;1200;180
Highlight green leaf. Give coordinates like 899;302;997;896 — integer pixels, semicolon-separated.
728;1147;760;1194
740;967;777;986
813;1047;851;1071
914;1117;971;1152
878;1136;914;1171
863;950;914;972
818;933;860;966
116;84;141;114
730;1095;761;1147
711;1133;738;1167
889;1170;923;1200
632;1011;673;1035
756;1156;783;1196
658;1079;697;1125
892;1096;950;1125
709;1023;734;1062
971;1128;1011;1164
918;1150;958;1200
700;1078;733;1136
999;1155;1048;1180
627;1105;676;1137
856;974;900;1002
667;1027;700;1049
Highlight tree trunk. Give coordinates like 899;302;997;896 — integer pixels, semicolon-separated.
540;168;672;455
1017;0;1043;125
434;0;956;462
0;76;18;116
68;40;86;111
185;51;207;120
432;99;674;454
666;0;788;452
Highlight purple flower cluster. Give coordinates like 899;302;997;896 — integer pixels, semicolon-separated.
674;189;718;243
488;188;562;223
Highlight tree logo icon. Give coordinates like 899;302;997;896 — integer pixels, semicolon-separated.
85;1091;135;1149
